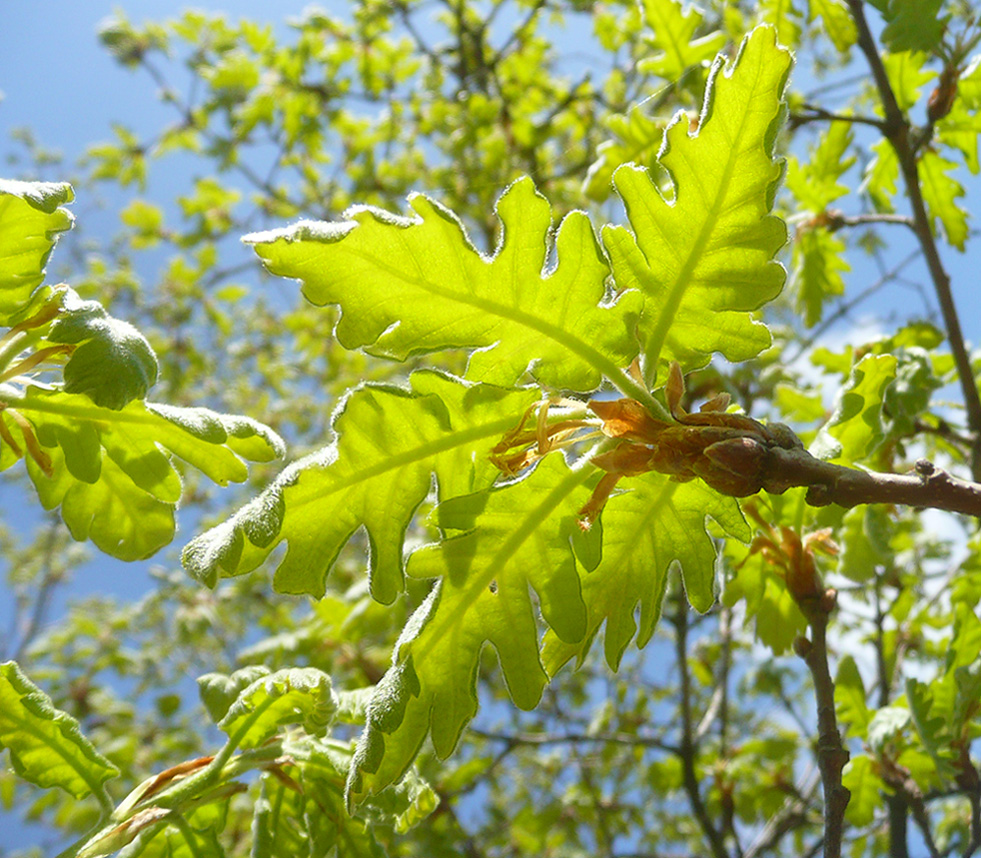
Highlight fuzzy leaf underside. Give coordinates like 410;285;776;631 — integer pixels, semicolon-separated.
4;387;283;560
0;661;119;800
347;455;596;806
182;372;540;602
244;176;642;393
542;474;750;673
217;668;337;749
46;291;159;409
0;180;74;322
603;26;790;378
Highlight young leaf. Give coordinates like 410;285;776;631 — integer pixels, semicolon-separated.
198;665;272;723
810;353;898;464
636;0;726;83
0;661;119;800
878;0;948;53
0;179;74;322
792;227;849;328
919;149;968;250
4;387;284;560
602;27;790;380
46;292;158;409
244;177;642;392
543;474;749;672
218;668;337;749
808;0;857;52
183;372;540;602
347;455;596;806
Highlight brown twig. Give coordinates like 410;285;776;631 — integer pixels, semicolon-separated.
844;0;981;481
794;595;850;858
762;449;981;518
671;593;730;858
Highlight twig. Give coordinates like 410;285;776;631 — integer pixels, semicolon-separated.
794;595;850;858
762;450;981;518
671;593;730;858
789;103;886;131
845;0;981;481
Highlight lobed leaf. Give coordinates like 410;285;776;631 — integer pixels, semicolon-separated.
347;455;596;806
4;386;284;560
46;291;159;409
878;0;948;53
244;177;641;392
183;371;540;602
810;353;898;464
218;668;337;749
636;0;726;83
919;149;968;250
0;660;119;800
543;474;749;673
0;179;74;323
602;26;790;380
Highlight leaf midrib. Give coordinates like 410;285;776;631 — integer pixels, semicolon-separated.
642;58;767;375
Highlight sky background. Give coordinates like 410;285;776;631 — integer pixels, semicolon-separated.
2;4;980;855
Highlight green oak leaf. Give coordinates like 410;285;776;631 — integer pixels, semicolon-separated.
218;668;337;749
810;353;898;464
808;0;857;52
198;665;272;723
836;656;872;735
879;0;948;53
792;228;849;328
784;120;854;211
882;51;933;112
842;756;881;827
255;735;433;857
543;474;749;673
3;386;284;560
0;660;119;800
863;138;900;212
46;289;159;409
602;26;789;380
938;55;981;173
757;0;803;50
636;0;726;82
244;177;642;393
346;455;596;806
838;505;893;582
0;179;74;323
584;109;668;202
919;149;968;250
722;546;807;655
182;371;540;603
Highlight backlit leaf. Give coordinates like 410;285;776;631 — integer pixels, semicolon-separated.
218;668;337;749
0;661;119;800
183;372;540;602
636;0;726;82
602;27;790;379
245;177;642;393
543;474;749;672
810;354;898;463
0;179;74;323
347;455;596;806
5;387;283;560
919;149;968;250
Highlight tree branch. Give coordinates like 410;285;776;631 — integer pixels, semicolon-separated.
761;449;981;518
672;593;730;858
844;0;981;481
794;597;850;858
